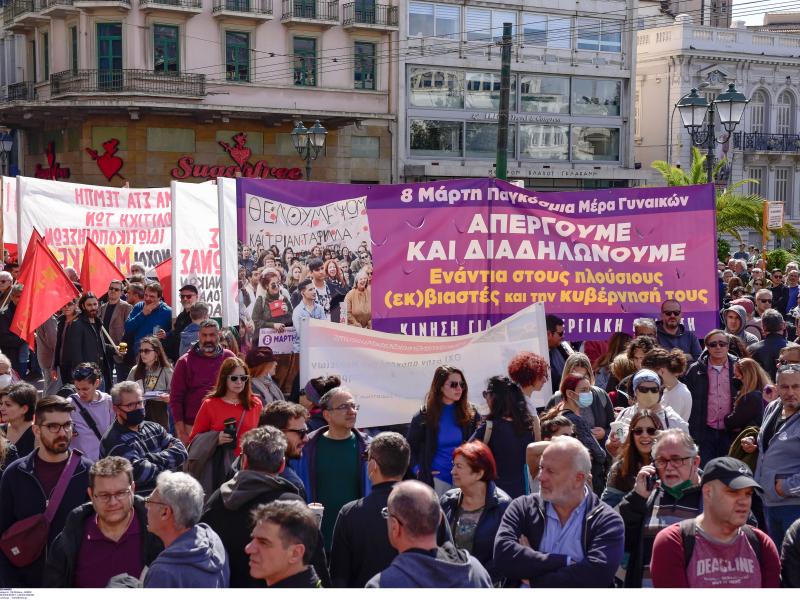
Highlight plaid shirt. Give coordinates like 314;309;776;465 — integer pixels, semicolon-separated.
100;421;188;495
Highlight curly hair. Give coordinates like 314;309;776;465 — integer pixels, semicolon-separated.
507;352;549;388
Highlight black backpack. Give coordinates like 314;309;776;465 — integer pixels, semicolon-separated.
679;519;762;569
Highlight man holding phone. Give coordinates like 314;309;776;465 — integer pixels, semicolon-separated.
124;283;172;356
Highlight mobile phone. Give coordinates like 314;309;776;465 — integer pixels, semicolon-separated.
646;474;657;491
223;417;237;439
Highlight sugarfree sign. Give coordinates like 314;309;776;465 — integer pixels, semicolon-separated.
171;132;303;181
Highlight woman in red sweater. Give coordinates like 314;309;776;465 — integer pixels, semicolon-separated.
189;357;262;456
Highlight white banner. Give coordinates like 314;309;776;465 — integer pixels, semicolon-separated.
300;303;550;427
172;181;222;319
258;327;296;354
218;177;238;327
17;177;171;272
2;176;17;252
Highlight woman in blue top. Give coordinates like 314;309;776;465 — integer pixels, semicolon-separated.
406;365;481;495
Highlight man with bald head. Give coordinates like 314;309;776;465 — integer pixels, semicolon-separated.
494;436;624;587
366;481;491;588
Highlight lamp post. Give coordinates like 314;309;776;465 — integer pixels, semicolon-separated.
0;132;13;176
676;83;749;184
291;120;327;181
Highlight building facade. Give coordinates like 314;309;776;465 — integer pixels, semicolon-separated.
636;15;800;239
395;0;646;190
0;0;398;185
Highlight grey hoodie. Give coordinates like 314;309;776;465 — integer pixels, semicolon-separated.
366;542;492;588
220;470;300;510
722;304;759;345
755;399;800;507
143;523;230;588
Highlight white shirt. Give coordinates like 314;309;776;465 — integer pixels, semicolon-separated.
613;404;689;440
661;381;693;422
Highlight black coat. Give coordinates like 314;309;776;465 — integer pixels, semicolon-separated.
782;517;800;588
164;309;192;361
56;314;113;385
0;302;24;356
770;283;790;316
406;405;481;486
685;350;739;442
747;332;788;382
440;481;512;583
43;496;163;587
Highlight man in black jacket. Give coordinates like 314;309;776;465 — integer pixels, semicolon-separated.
164;284;197;361
769;269;790;316
43;456;163;587
61;292;116;388
201;425;330;588
783;517;800;587
747;309;788;382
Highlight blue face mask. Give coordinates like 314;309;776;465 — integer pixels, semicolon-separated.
577;391;594;408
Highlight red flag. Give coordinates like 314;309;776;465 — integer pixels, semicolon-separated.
10;238;79;347
18;229;44;279
79;236;124;295
154;257;172;307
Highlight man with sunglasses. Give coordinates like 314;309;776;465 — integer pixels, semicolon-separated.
99;280;133;352
43;456;163;587
769;269;790;316
656;300;702;363
0;396;93;587
260;400;311;498
164;284;198;362
747;309;788;382
546;314;573;393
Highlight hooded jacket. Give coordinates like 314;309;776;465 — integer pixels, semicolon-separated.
365;542;492;588
201;469;331;588
143;523;229;588
295;426;371;502
124;300;172;354
169;342;236;425
655;320;702;361
722;305;760;345
685;349;739;442
43;496;163;587
755;399;800;507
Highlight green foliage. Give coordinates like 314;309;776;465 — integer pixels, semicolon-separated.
766;248;799;272
717;238;731;262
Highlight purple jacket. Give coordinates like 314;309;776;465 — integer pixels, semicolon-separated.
169;343;235;425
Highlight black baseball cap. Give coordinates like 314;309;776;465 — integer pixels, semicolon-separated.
700;457;763;492
179;284;198;295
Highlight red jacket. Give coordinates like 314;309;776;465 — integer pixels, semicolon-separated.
169;344;235;425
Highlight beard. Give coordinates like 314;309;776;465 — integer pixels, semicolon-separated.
41;436;70;455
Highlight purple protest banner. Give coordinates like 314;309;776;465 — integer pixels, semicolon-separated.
366;179;718;341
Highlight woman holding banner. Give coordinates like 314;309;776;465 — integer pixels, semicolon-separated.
344;270;371;328
407;365;481;495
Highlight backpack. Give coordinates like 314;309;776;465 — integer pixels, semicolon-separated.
679;519;762;570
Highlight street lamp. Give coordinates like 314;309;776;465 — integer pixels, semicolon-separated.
676;83;749;184
0;132;13;176
291;120;327;181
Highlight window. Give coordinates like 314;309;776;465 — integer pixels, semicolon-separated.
409;120;462;156
408;2;459;39
521;14;545;45
354;42;375;90
352;136;380;158
747;167;763;196
572;127;620;161
465;8;491;42
293;37;316;86
225;31;250;82
777;91;793;134
519;125;569;160
408;67;464;109
750;90;766;132
522;14;571;49
465;72;515;111
42;32;49;80
775;167;790;216
572;78;621;116
154;25;179;73
491;10;515;42
519;74;569;113
577;18;621;53
97;23;122;90
465;123;514;157
70;26;78;74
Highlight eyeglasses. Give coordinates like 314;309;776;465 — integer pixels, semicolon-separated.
330;402;360;412
179;294;195;300
552;330;564;337
40;422;74;434
706;341;730;348
108;287;122;292
381;506;405;527
778;358;800;366
228;375;249;383
636;386;660;394
144;495;169;507
119;400;144;411
632;427;658;436
94;487;132;503
654;456;694;469
663;310;681;317
139;348;155;355
448;381;466;389
283;428;309;438
773;274;784;278
758;299;772;304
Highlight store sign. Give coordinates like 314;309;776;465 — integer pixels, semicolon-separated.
171;132;303;181
85;139;125;182
469;112;563;124
34;142;71;181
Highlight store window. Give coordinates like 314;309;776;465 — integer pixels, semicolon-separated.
465;72;516;111
293;37;316;86
521;14;571;49
354;41;375;90
225;31;250;82
519;124;569;160
409;120;463;156
519;74;569;113
154;25;179;73
465;123;514;158
577;18;621;53
572;126;620;161
408;67;464;109
408;2;460;39
572;78;621;116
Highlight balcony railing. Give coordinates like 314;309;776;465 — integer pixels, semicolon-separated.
732;132;800;153
212;0;272;16
140;0;202;9
342;3;398;27
41;0;75;11
3;81;36;102
50;69;206;97
281;0;338;22
3;0;40;22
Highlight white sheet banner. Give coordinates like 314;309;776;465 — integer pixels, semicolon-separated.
300;303;550;427
258;327;296;354
17;177;171;272
2;177;17;251
218;178;238;327
243;193;370;256
172;181;222;319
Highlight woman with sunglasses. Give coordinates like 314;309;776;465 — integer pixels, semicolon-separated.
601;410;663;508
406;365;480;495
127;335;173;430
189;357;262;457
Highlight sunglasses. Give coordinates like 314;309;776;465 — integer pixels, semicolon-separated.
139;348;155;355
228;375;249;382
632;427;658;436
636;386;659;394
448;381;466;389
180;294;194;299
72;366;96;380
108;287;122;292
663;310;681;317
706;341;729;348
758;299;772;304
283;428;309;438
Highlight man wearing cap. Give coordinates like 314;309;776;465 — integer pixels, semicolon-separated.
165;284;198;362
650;456;780;588
246;346;285;406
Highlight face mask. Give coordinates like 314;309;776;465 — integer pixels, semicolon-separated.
662;479;694;500
637;391;660;409
577;392;593;408
122;407;146;427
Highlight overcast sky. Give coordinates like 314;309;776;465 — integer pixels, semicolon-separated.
732;0;799;25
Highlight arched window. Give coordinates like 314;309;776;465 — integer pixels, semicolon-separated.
776;91;794;134
750;90;766;133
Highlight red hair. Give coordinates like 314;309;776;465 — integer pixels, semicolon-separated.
452;441;497;482
507;352;549;388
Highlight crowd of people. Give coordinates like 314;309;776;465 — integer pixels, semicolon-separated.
0;241;799;588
